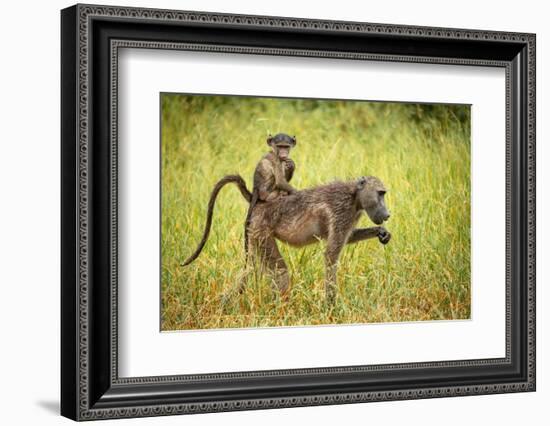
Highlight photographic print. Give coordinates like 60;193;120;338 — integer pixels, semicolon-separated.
161;94;471;331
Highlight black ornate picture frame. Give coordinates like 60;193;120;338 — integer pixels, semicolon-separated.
61;4;536;421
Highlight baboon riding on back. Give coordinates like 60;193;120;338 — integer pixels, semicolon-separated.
181;135;391;302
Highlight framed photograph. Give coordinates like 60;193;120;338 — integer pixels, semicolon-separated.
61;4;536;421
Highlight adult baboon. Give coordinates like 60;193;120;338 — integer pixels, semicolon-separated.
181;175;391;302
246;176;391;301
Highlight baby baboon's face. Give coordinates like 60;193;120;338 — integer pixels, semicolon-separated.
356;176;390;225
267;133;296;160
275;143;291;160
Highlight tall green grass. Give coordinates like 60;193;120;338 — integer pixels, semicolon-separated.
161;95;471;330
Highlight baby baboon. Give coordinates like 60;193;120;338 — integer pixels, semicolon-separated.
244;133;297;253
182;174;391;302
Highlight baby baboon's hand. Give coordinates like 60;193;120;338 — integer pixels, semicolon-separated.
378;227;391;245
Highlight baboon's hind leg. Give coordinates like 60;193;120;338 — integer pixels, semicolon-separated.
220;246;251;305
256;235;290;298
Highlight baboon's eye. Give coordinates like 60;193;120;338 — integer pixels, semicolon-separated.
378;190;386;196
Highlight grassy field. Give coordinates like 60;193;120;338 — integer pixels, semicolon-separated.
161;94;471;331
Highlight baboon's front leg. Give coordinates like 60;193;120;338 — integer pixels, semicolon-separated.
347;226;391;245
324;234;346;303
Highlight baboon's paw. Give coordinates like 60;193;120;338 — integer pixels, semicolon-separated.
378;228;391;245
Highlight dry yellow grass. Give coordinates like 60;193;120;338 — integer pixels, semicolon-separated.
161;95;471;330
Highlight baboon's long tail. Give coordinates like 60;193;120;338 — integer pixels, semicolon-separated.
181;175;252;266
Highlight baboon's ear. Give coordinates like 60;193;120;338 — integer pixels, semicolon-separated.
267;134;273;146
291;135;297;146
357;176;367;190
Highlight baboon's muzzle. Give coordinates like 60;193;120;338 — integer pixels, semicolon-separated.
373;211;390;225
277;146;290;159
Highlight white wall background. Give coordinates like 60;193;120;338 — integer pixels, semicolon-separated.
0;0;546;424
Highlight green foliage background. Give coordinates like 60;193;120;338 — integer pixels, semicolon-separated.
161;94;471;330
